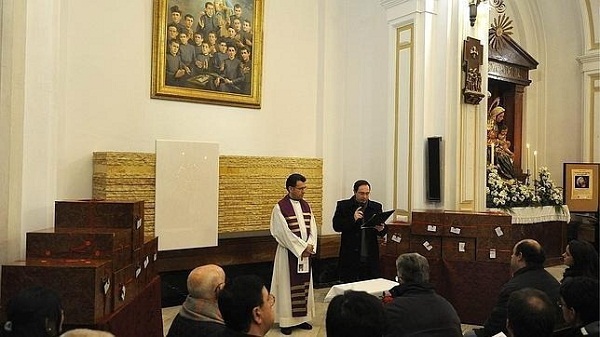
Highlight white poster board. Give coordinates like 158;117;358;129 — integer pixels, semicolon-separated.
155;140;219;250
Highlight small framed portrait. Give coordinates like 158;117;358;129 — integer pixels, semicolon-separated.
151;0;263;108
574;175;589;189
563;163;599;212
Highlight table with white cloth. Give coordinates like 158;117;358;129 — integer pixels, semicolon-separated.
324;278;399;303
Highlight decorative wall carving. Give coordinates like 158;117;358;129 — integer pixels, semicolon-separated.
462;37;485;105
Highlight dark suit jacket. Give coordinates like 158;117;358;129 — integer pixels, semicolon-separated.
166;314;225;337
384;282;462;337
475;265;562;337
333;196;387;282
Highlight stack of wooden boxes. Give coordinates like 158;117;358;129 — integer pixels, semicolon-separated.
0;200;159;328
383;210;514;325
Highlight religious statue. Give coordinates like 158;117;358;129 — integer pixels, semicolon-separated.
487;99;515;180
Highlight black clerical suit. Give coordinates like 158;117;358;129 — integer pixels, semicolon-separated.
333;196;387;282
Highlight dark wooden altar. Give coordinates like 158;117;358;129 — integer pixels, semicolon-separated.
381;209;566;325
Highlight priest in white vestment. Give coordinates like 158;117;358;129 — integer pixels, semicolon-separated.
270;173;317;335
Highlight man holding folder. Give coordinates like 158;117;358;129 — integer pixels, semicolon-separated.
333;180;390;282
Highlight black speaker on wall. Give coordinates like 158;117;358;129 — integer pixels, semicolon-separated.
426;136;442;202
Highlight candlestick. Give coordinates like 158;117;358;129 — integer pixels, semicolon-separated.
533;150;538;178
491;143;495;166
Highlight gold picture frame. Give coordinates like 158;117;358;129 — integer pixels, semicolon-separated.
563;163;600;212
151;0;263;108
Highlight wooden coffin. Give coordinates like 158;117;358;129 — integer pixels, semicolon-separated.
54;200;144;249
142;236;159;284
26;227;132;270
476;221;513;263
409;235;442;259
113;264;136;310
441;237;476;262
0;258;113;325
385;224;411;256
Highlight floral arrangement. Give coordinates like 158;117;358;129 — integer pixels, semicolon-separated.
534;167;564;206
486;165;563;209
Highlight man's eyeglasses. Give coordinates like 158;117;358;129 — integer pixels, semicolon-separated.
267;293;276;306
214;282;225;297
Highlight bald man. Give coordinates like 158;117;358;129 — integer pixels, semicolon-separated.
167;264;227;337
60;329;115;337
466;239;562;337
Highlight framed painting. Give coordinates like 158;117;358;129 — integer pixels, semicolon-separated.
151;0;263;108
563;163;600;212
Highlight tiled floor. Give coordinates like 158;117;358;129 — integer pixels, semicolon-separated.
162;265;567;337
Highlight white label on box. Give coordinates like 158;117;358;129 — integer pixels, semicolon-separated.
423;241;433;251
458;242;466;252
450;226;461;235
391;234;402;243
144;256;150;269
427;225;437;232
490;248;497;259
495;226;504;237
154;253;158;261
120;285;126;301
136;218;142;229
103;279;110;295
135;266;142;278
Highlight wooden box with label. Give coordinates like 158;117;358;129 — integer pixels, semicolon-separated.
0;258;113;325
54;200;144;249
26;227;132;270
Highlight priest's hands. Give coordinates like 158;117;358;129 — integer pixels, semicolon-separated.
302;244;315;257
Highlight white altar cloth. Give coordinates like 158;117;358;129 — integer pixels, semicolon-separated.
324;278;399;303
490;205;570;224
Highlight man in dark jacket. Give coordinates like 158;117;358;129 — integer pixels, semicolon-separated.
333;180;388;282
167;264;227;337
506;288;556;337
554;277;599;337
384;252;462;337
466;239;563;337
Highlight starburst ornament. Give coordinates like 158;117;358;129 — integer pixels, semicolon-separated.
489;14;513;50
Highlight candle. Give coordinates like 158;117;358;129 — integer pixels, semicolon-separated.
491;143;495;165
533;150;538;178
526;143;530;173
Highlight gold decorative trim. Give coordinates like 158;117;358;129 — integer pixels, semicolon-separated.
585;0;599;50
590;74;599;158
394;24;414;211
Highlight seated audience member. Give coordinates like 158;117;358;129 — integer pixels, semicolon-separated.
554;277;599;337
59;329;114;337
326;290;386;337
561;239;599;281
166;264;227;337
506;288;556;337
1;286;64;337
384;252;462;337
217;275;275;337
465;239;562;337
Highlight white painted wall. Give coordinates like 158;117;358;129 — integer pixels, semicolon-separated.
0;0;594;264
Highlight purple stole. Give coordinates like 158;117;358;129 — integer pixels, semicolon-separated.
277;195;312;317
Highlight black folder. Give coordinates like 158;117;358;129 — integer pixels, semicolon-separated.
360;210;395;229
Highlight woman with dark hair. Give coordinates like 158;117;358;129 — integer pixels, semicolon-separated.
562;239;599;281
1;287;64;337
